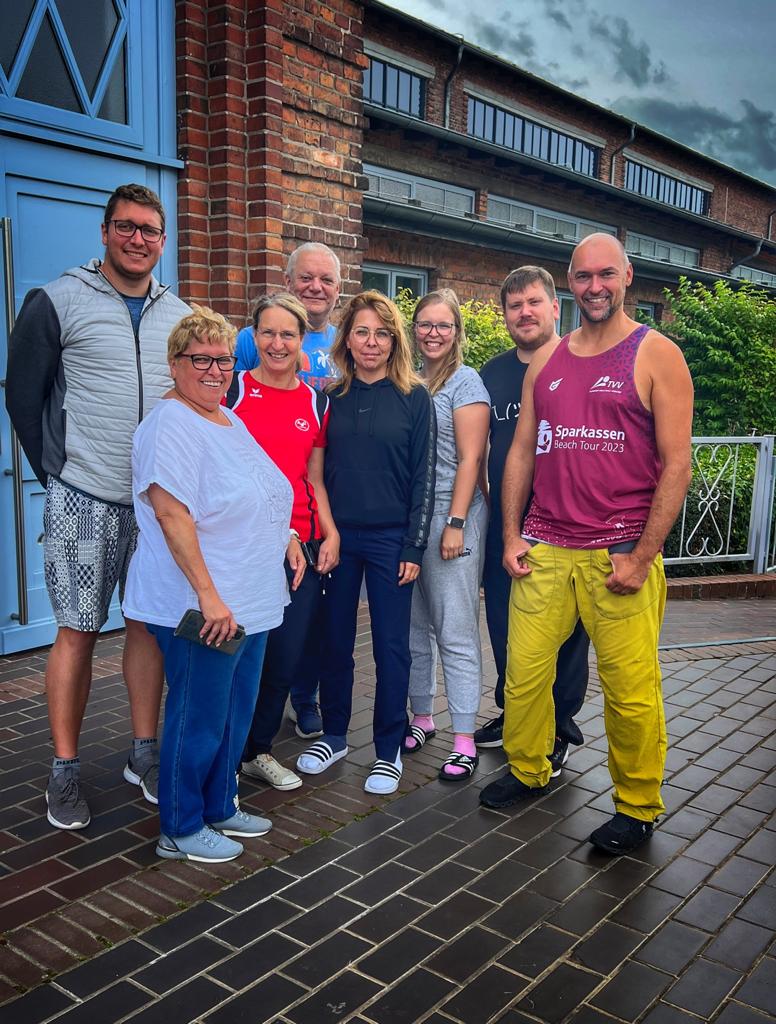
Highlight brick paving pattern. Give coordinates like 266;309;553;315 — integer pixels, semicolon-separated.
0;597;774;1022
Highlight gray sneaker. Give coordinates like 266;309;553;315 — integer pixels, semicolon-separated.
46;770;91;830
124;750;159;805
156;826;243;863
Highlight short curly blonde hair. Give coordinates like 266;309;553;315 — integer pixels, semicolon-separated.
167;305;237;360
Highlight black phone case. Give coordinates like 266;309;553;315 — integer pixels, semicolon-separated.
174;609;246;656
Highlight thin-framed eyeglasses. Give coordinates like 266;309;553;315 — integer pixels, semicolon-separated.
351;326;394;343
257;329;300;343
176;353;237;371
415;320;454;336
109;219;164;243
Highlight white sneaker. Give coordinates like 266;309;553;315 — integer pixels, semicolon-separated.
241;753;303;791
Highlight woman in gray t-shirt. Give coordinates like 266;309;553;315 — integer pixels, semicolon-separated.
404;289;490;780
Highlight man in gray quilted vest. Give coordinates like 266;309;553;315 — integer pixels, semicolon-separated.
6;184;190;830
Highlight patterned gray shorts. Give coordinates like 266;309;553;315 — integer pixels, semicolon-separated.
43;476;138;632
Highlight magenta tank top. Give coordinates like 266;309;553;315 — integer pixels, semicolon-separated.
522;324;660;548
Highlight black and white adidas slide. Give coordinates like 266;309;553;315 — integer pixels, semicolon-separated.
296;741;348;775
364;758;403;795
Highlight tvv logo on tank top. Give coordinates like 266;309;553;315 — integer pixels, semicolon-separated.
589;374;625;394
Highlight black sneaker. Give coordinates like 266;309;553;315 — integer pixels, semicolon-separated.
548;737;569;778
480;769;548;809
589;812;654;855
474;713;504;748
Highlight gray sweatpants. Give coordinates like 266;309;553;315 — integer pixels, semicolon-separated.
408;501;488;733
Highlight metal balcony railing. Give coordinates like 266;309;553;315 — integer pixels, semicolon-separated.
664;435;776;573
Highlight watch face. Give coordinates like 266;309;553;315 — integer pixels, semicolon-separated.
447;516;465;529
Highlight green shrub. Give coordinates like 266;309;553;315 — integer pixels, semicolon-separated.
656;278;776;436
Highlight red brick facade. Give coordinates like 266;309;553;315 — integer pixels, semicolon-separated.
174;0;775;318
176;0;365;321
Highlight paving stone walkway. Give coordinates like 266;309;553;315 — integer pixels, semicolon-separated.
0;598;774;1023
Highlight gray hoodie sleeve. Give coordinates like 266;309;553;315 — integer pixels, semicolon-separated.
5;288;63;486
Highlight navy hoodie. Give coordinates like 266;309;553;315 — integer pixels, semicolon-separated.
324;377;436;564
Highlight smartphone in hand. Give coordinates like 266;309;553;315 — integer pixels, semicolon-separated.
174;609;246;655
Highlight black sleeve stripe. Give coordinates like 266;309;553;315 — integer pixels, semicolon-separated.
414;387;437;548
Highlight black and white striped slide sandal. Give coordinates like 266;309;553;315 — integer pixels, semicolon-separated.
364;758;403;795
296;741;348;775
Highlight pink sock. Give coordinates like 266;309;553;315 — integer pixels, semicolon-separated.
405;715;434;750
444;734;476;776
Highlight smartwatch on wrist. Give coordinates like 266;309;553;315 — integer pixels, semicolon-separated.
446;516;466;530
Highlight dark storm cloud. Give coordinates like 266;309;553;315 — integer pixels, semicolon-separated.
471;15;536;59
596;17;671;88
543;0;572;31
615;96;776;181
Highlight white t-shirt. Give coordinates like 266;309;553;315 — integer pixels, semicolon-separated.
123;400;292;635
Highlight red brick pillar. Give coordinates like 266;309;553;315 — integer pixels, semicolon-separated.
280;0;367;300
176;0;367;319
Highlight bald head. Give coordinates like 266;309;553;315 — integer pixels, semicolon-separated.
567;233;634;325
569;233;629;276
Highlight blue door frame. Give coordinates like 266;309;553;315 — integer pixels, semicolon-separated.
0;0;180;654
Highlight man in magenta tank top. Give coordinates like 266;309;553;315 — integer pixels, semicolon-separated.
481;234;694;856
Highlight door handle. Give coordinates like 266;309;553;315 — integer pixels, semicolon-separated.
2;217;29;625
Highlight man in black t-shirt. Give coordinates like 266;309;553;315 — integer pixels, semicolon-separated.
476;266;589;773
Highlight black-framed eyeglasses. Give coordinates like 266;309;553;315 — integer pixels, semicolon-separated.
176;354;237;371
415;321;455;336
109;219;164;243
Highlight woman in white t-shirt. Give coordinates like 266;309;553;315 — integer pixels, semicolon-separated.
405;289;490;781
123;306;298;864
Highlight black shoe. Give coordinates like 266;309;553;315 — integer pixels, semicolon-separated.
480;769;548;809
589;812;654;855
474;713;504;748
548;737;569;778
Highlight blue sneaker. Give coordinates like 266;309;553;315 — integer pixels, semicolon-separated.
209;808;272;837
156;826;243;862
294;703;323;738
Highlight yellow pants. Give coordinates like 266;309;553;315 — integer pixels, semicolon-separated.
503;543;667;821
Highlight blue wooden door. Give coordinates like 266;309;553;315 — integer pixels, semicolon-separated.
0;146;178;654
0;0;178;654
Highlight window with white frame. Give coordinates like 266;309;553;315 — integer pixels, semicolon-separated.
625;159;710;215
556;292;581;336
635;302;656;323
362;263;428;299
364;164;475;218
487;194;616;242
732;265;776;288
626;231;700;268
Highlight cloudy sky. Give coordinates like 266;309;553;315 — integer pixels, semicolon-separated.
381;0;776;188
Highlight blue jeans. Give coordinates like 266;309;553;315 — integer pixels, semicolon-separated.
320;526;414;761
243;565;325;759
149;624;268;838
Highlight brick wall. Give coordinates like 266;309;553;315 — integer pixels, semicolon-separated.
176;0;366;323
174;1;773;317
362;4;776;285
281;0;367;301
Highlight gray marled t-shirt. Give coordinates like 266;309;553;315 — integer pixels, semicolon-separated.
431;364;490;513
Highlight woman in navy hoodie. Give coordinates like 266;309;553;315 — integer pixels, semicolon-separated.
296;291;436;794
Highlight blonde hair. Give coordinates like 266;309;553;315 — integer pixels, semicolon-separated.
330;290;423;395
251;291;310;336
413;288;466;396
167;305;236;360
